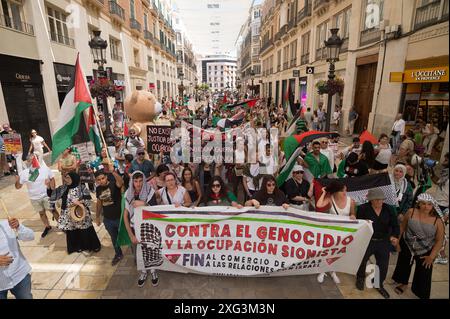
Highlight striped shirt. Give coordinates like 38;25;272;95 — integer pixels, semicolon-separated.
0;221;34;291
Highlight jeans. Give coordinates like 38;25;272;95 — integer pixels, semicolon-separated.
392;132;402;154
0;274;33;299
103;217;123;257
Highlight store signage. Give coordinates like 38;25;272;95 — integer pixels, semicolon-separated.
403;66;449;83
15;73;31;82
306;66;315;74
389;72;403;82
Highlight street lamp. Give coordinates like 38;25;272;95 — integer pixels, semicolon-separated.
178;70;184;103
88;30;114;146
250;69;255;98
324;28;343;132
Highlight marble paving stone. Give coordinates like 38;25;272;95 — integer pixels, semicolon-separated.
60;290;103;299
430;281;449;299
45;289;65;299
31;271;66;290
30;289;49;299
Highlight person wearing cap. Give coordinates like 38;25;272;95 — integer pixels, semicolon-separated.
283;164;313;210
391;193;445;299
299;141;332;179
128;148;155;179
355;188;400;299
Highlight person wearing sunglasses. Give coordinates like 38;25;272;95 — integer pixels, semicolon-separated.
128;147;155;179
283;165;314;210
157;172;191;207
246;176;289;210
201;176;242;208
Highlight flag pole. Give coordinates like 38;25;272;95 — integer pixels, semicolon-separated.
0;198;11;219
90;101;112;162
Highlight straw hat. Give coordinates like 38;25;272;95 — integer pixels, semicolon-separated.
69;204;86;222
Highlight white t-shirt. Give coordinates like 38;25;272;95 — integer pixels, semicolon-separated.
31;135;44;154
392;119;406;135
19;166;54;200
124;137;144;157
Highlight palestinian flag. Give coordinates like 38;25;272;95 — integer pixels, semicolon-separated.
51;53;97;163
28;155;40;182
222;99;258;110
313;173;398;212
276;131;340;187
117;193;131;247
285;83;295;122
360;130;378;145
84;106;102;153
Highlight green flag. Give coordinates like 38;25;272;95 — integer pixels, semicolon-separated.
116;193;132;247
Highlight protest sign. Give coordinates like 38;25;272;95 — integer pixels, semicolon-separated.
134;206;373;276
3;133;22;154
147;125;174;154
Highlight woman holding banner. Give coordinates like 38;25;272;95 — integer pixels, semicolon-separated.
181;167;202;207
245;176;289;209
316;180;356;284
157;172;191;207
123;171;159;288
201;176;242;208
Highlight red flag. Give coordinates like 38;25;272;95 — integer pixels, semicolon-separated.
74;53;92;104
359;130;378;145
123;121;129;137
31;155;40;169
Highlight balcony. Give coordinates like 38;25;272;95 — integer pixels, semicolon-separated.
287;17;297;31
85;0;104;9
301;53;309;65
109;1;125;25
130;18;141;36
111;52;122;62
274;30;282;43
414;0;448;30
290;58;297;68
360;28;381;46
144;29;153;45
280;24;289;39
260;39;274;54
277;64;281;72
297;2;312;26
283;61;289;70
315;47;328;60
340;38;349;53
314;0;330;12
0;14;34;35
50;31;75;47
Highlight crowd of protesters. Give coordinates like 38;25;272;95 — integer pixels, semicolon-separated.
1;92;448;300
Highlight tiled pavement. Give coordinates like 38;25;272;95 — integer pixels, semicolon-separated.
0;144;448;299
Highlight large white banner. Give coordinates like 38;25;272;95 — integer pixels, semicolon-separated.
134;206;373;277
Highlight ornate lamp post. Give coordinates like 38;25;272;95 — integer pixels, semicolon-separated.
324;28;343;132
250;68;255;98
88;30;114;146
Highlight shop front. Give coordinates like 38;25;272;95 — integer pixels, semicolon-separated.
0;54;52;153
398;55;449;159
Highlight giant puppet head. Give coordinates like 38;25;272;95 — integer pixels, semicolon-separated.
124;90;163;149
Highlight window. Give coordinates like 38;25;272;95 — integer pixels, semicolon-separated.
316;21;329;60
414;0;448;30
130;0;135;19
277;50;282;71
301;32;310;65
110;37;122;62
283;46;289;69
147;56;154;72
290;40;297;67
134;49;140;67
144;13;148;30
1;0;29;33
155;59;159;73
47;6;73;46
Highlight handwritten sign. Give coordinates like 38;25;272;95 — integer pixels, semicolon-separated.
147;125;174;154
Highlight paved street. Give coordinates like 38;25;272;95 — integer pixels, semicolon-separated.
1;162;447;300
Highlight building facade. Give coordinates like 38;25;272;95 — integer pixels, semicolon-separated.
201;55;238;91
257;0;448;159
0;0;180;152
237;0;262;96
173;8;197;96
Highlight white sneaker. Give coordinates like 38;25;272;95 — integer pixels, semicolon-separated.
435;256;448;265
330;272;340;284
137;271;148;287
317;272;326;283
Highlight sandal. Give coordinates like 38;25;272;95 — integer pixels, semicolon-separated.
394;285;405;295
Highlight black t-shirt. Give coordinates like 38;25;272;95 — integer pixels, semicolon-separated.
253;190;288;206
96;174;122;220
345;161;369;177
284;178;310;205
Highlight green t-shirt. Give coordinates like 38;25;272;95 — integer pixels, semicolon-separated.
304;152;332;178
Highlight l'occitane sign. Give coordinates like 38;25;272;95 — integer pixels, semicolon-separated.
403;66;449;83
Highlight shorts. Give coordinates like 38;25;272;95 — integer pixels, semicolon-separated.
30;197;51;214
